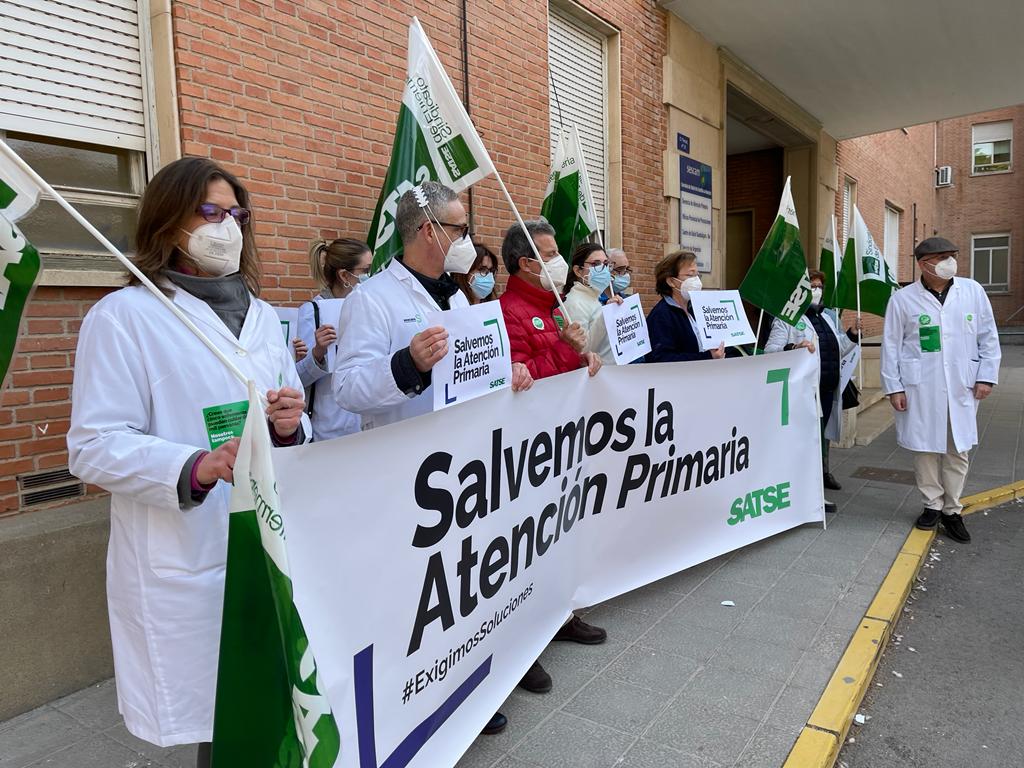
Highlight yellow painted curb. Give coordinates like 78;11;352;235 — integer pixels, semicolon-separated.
961;479;1024;516
865;552;926;624
782;727;838;768
807;618;888;735
780;479;1022;768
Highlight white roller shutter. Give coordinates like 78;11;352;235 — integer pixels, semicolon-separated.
548;8;607;230
0;0;148;150
884;204;900;274
973;121;1012;143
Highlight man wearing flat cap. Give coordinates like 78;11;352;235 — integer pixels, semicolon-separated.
880;237;1001;542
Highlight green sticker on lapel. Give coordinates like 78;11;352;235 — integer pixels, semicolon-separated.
919;314;931;325
531;317;545;330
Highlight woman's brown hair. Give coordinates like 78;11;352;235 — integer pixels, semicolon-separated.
454;239;499;304
132;157;261;294
654;250;697;297
563;242;607;293
308;238;370;292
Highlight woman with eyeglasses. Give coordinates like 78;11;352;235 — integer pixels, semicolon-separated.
453;239;499;305
561;243;622;364
296;238;372;440
67;157;306;764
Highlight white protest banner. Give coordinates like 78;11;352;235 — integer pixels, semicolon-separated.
274;306;299;346
314;298;346;371
601;293;649;364
689;289;756;351
275;351;823;767
428;302;513;411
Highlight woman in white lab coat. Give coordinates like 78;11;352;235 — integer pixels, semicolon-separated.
67;157;306;761
765;270;859;499
296;238;371;440
561;243;621;364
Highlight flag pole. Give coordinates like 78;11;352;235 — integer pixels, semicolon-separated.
753;308;765;355
855;273;864;390
0;140;249;387
492;171;573;324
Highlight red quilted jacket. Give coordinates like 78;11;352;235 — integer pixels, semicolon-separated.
499;275;584;380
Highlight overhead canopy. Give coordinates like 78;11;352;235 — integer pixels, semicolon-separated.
661;0;1024;138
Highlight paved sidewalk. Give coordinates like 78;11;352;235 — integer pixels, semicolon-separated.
2;347;1021;768
838;500;1024;767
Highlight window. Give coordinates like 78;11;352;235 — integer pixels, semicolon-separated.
841;177;857;244
548;6;608;233
971;234;1010;292
883;204;901;275
0;0;155;264
972;122;1012;174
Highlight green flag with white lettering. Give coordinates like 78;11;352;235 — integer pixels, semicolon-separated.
367;17;496;273
0;147;42;389
738;177;813;327
212;385;340;767
541;125;600;261
835;205;900;316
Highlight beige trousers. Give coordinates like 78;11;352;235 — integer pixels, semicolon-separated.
912;423;970;515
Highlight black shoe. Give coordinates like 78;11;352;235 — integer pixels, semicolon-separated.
940;513;971;543
482;712;507;735
824;500;837;514
518;661;552;693
823;473;842;491
553;615;607;645
915;508;941;530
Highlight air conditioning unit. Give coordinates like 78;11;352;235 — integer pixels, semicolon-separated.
936;165;952;187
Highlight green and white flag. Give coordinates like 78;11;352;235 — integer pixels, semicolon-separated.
738;177;813;327
212;383;340;767
835;205;900;317
0;148;42;388
818;214;840;308
367;17;496;273
541;124;600;261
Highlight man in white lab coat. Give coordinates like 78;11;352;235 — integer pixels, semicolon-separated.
881;237;1001;542
334;182;531;431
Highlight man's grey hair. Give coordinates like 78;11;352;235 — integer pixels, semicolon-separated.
607;248;626;260
501;219;556;275
396;180;459;246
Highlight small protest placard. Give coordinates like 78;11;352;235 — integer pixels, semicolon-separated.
274;306;298;346
313;298;345;370
601;294;649;364
428;302;512;411
689;290;755;351
203;399;249;449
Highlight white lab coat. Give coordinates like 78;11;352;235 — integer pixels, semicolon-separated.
333;258;469;430
295;294;361;440
563;282;614;364
67;281;304;747
880;278;1000;453
765;310;857;442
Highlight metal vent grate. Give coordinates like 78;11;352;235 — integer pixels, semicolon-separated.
17;468;85;508
18;468;76;490
851;466;916;486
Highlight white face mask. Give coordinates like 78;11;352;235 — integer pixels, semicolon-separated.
933;256;957;280
182;216;243;276
811;287;824;305
675;275;702;299
537;256;568;292
443;234;477;274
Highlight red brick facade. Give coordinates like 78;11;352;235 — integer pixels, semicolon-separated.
725;148;784;255
0;0;667;515
935;106;1024;326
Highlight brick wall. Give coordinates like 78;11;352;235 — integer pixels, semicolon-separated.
936;106;1024;326
835;123;938;336
0;0;667;515
725;148;784;250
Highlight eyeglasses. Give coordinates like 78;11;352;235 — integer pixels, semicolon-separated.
611;266;633;276
584;260;609;269
418;220;470;240
473;266;495;276
196;203;250;226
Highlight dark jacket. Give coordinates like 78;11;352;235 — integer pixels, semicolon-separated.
645;297;713;363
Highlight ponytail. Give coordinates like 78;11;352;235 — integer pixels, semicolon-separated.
308;239;329;289
307;237;370;291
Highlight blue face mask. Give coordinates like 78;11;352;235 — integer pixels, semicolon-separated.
470;272;495;300
586;264;612;292
612;273;631;294
357;272;371;284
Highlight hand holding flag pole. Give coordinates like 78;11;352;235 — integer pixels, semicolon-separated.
0;140;250;389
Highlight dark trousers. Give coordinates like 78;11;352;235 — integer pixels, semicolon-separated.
197;742;211;768
820;387;836;471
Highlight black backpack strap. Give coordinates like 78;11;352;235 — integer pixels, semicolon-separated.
305;300;321;418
